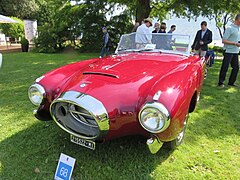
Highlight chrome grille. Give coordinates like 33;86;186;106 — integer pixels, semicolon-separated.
69;104;98;128
50;91;109;140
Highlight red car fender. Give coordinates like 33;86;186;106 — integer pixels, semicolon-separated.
146;60;202;141
38;59;98;106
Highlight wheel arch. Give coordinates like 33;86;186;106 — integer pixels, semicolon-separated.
188;91;198;113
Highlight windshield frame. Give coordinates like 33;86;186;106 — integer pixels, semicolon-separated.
115;32;191;56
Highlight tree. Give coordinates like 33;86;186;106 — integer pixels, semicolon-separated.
109;0;239;39
135;0;151;23
0;0;39;19
107;0;180;23
34;0;70;25
34;0;133;52
108;13;133;47
170;0;240;38
202;0;239;38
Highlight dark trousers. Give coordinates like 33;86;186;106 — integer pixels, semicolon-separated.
218;52;239;85
100;46;109;57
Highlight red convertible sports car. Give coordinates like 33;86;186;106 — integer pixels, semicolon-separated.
28;33;206;153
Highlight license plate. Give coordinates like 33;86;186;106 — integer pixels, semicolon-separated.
70;134;95;150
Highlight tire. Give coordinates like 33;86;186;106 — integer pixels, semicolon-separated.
164;113;189;150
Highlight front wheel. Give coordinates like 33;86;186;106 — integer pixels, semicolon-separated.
164;113;189;150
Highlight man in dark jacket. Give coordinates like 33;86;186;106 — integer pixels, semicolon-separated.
192;21;212;57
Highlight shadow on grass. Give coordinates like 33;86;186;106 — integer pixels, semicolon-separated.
186;60;240;144
0;121;173;179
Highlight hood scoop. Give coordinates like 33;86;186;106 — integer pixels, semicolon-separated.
83;71;119;78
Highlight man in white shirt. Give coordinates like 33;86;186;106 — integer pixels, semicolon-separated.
135;18;152;48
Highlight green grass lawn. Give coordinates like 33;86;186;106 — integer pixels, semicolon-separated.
0;52;239;179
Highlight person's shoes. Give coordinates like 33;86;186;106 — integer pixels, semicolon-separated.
228;84;238;87
217;84;225;88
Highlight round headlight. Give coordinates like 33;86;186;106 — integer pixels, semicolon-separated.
28;84;45;106
139;102;170;133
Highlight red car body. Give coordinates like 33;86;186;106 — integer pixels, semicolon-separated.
28;33;206;152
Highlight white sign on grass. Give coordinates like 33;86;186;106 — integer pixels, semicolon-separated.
55;153;76;180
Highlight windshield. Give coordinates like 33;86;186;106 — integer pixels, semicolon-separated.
115;32;191;56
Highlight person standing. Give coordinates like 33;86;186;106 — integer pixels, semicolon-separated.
159;22;167;33
135;18;152;48
100;27;110;58
166;25;176;50
218;14;240;87
152;22;160;33
191;21;212;57
168;25;176;33
152;22;161;48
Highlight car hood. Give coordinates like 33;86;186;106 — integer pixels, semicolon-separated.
56;53;190;112
80;53;187;82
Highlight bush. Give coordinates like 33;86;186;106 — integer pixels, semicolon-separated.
33;24;60;53
210;46;224;54
20;37;29;45
32;2;133;53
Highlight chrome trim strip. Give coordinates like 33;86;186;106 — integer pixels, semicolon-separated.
35;75;45;83
50;91;109;140
68;110;93;118
153;91;162;101
69;110;98;128
138;102;170;133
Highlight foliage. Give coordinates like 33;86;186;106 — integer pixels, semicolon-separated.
209;45;224;54
0;52;240;179
109;0;239;38
20;37;29;45
0;0;39;19
107;0;181;23
34;0;68;26
33;23;59;53
72;0;108;52
0;0;67;21
108;0;166;22
108;13;134;48
33;0;133;53
33;1;76;53
203;0;240;38
0;17;24;39
170;0;240;38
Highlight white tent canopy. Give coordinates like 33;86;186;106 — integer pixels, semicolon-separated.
0;14;17;68
0;14;17;23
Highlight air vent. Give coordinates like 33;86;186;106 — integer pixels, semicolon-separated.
83;72;119;78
